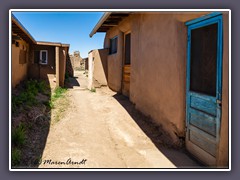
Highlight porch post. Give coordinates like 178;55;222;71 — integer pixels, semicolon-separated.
55;46;60;87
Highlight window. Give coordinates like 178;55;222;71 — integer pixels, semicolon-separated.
109;36;118;54
39;50;48;65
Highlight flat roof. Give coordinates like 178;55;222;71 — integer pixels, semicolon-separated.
36;41;70;47
89;12;130;37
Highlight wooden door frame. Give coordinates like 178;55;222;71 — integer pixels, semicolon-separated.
185;13;223;166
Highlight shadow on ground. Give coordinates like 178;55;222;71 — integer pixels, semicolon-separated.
65;76;80;89
113;93;204;168
11;78;52;168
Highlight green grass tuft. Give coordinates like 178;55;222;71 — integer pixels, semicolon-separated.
90;88;96;93
12;123;26;147
12;148;21;166
52;87;67;100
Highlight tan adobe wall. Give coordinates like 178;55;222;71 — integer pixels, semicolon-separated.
93;49;108;87
88;49;108;89
12;38;29;88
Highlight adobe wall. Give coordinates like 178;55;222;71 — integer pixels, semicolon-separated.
88;51;93;90
12;39;29;88
59;47;68;87
130;13;213;144
88;49;108;89
93;49;108;87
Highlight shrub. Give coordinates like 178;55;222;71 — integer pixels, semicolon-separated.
37;81;47;94
25;80;38;96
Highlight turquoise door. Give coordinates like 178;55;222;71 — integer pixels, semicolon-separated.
185;13;223;166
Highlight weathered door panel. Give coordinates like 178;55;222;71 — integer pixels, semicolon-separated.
122;33;131;97
122;65;130;96
186;13;223;166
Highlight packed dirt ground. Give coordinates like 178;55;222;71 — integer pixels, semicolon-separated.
37;70;202;168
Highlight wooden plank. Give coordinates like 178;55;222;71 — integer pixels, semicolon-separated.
189;129;216;157
189;125;216;143
123;74;130;82
123;65;130;73
189;110;216;137
186;140;216;166
190;95;217;116
122;64;130;96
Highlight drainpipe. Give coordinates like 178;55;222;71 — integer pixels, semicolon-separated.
55;46;60;87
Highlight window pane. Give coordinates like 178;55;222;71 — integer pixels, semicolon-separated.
190;23;218;97
110;37;117;54
42;51;47;60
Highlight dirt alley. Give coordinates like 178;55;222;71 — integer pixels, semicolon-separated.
39;70;202;168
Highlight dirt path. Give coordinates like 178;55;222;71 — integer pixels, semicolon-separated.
39;70;202;168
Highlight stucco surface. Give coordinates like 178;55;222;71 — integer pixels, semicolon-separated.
12;39;29;88
93;49;108;87
88;49;109;89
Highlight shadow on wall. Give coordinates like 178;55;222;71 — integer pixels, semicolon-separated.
66;53;74;78
98;49;108;83
11;77;52;168
113;93;204;168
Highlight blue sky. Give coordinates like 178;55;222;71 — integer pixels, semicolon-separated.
13;12;105;58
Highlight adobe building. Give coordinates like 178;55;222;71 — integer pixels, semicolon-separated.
11;14;70;88
90;11;229;167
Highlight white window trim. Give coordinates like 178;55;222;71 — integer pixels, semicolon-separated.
39;50;48;65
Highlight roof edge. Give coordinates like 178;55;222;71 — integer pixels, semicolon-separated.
36;41;70;47
89;12;112;38
12;14;37;44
